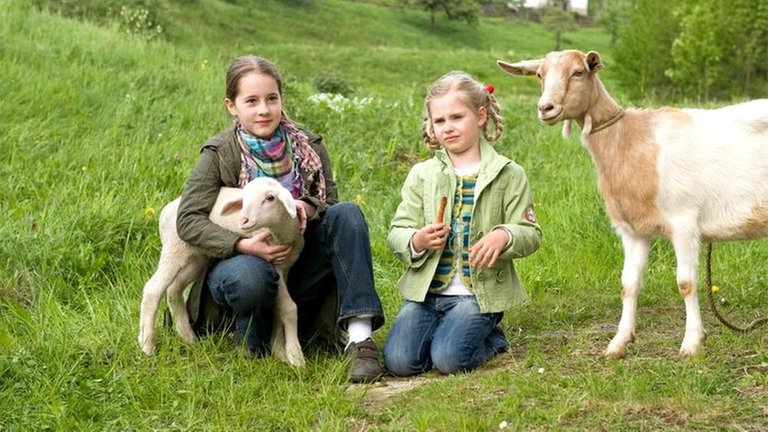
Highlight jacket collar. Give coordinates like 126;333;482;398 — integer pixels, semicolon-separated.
435;141;510;178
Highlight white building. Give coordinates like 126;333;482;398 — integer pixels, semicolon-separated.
522;0;589;17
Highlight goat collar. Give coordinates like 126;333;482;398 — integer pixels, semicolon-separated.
589;108;625;134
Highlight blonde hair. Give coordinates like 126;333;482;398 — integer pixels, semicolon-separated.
422;71;504;150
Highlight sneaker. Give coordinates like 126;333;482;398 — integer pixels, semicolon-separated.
344;338;384;383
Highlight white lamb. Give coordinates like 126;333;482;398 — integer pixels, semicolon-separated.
138;177;305;367
498;49;768;358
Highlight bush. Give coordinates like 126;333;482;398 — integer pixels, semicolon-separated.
312;73;355;96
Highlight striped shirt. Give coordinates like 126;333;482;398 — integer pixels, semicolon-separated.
429;173;477;293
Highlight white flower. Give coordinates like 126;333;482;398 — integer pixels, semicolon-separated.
499;420;509;429
538;367;545;374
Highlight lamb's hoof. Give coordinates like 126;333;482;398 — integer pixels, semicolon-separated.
287;353;306;368
141;343;156;356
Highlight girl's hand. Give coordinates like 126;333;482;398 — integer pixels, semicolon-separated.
411;223;450;253
294;200;316;235
468;229;509;269
236;230;293;264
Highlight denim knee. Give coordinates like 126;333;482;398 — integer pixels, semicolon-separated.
324;202;366;232
383;342;426;377
431;346;471;375
207;254;279;315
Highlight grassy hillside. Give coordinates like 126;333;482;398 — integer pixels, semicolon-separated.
2;0;767;430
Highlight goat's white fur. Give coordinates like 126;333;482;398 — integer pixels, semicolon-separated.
138;177;305;366
498;49;768;358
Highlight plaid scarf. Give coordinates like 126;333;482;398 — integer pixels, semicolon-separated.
236;118;326;202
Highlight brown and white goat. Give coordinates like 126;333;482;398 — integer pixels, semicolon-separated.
498;49;768;358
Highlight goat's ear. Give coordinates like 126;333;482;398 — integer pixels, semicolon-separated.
497;59;542;77
220;197;243;215
586;51;603;72
276;187;297;219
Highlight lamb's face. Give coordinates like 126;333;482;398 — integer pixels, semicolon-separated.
239;178;297;231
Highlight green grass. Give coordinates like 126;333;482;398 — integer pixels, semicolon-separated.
2;0;768;430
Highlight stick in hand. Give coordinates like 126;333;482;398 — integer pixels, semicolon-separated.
436;196;447;224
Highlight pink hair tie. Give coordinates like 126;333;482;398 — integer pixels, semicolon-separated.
486;84;495;94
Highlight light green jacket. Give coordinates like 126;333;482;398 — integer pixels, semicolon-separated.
387;142;542;313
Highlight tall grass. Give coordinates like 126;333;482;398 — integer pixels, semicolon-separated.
2;0;767;430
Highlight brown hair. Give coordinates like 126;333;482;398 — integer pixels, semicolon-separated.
225;55;283;101
422;71;504;150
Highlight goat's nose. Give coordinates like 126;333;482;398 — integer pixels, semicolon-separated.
538;102;555;115
240;216;249;226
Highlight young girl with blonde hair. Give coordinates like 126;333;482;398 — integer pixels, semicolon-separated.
384;71;542;376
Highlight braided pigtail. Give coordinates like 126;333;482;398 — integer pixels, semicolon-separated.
483;91;504;142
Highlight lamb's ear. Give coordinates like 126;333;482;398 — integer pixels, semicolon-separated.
276;187;297;219
220;197;243;215
497;59;542;77
586;51;603;72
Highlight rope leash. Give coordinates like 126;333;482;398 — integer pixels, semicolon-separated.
705;243;768;333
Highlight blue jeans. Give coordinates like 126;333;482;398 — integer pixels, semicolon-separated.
207;202;384;353
382;295;508;376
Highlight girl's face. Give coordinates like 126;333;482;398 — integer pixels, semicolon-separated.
429;91;487;157
225;72;282;138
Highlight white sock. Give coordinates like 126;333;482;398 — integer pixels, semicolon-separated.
346;316;373;348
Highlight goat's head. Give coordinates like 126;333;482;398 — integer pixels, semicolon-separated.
497;50;603;135
220;177;297;232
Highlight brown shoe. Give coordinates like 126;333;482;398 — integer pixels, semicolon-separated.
344;338;384;383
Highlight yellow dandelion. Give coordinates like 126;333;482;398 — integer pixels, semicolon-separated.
710;285;720;293
145;207;156;218
354;194;365;205
80;165;87;172
201;59;208;70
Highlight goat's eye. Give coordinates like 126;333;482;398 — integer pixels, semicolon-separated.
266;194;275;202
572;70;584;77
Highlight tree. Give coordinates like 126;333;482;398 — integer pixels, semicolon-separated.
402;0;481;31
540;0;577;51
595;0;633;46
613;0;678;100
666;0;768;100
614;0;768;101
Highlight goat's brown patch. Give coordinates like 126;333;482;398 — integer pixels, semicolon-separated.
678;281;693;298
586;110;669;236
739;202;768;239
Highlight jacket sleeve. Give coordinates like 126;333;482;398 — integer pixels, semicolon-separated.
301;133;338;220
176;148;241;258
387;166;430;268
494;166;542;261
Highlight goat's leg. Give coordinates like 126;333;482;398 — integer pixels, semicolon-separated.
671;228;706;357
605;230;650;359
271;273;305;367
166;255;208;345
139;255;185;355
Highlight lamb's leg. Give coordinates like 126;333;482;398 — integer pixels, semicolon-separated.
605;230;650;359
271;271;305;367
671;227;706;357
166;255;208;345
139;255;185;355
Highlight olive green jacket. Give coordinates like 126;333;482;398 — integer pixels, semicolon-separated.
387;142;542;313
176;126;337;329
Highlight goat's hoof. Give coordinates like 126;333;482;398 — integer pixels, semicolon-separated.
603;345;627;359
678;344;702;358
